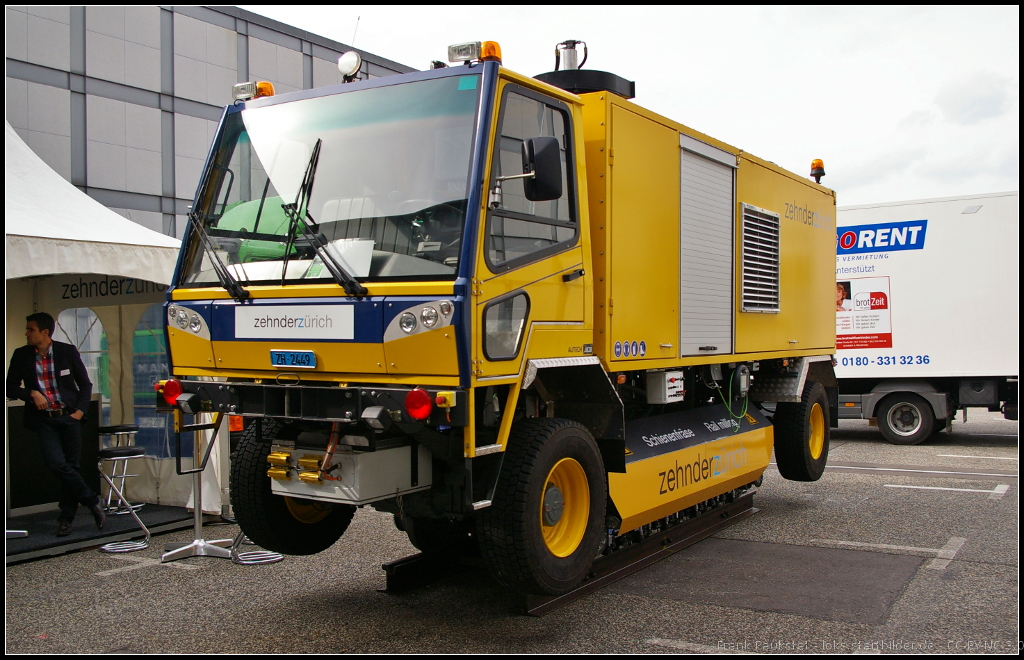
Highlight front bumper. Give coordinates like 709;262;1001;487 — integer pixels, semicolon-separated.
157;380;468;428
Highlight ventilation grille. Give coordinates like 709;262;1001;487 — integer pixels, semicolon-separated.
741;204;780;312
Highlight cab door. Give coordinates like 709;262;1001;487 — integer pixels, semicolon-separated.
474;82;587;379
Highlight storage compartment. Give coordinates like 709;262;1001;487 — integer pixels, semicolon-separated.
959;379;997;406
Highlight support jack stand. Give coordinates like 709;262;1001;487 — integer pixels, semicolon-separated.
161;413;232;563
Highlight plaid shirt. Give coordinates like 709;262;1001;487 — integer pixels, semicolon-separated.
34;344;64;411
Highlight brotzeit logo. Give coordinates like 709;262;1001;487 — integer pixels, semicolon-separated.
853;291;888;310
837;220;928;255
235;305;354;340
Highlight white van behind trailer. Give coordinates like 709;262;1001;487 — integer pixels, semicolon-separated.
834;191;1018;444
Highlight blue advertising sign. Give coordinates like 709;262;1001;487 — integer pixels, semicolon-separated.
837;220;928;255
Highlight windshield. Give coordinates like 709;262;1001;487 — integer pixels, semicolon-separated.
180;74;481;286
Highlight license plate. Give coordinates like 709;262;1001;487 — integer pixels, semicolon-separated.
270;350;317;369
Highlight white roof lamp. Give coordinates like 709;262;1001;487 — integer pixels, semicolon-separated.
338;51;362;82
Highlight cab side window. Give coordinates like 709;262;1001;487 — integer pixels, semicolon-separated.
487;86;577;270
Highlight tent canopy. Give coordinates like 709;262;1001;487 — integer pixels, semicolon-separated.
5;121;182;283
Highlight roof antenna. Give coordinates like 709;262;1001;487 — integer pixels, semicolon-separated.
351;16;360;47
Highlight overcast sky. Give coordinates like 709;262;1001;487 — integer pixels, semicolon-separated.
242;6;1019;206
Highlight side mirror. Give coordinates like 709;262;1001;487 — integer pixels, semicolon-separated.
521;137;562;201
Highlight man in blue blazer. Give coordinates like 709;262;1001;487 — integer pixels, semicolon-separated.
6;312;106;536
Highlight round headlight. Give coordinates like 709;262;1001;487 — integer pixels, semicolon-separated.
189;313;202;333
175;309;189;329
167;306;178;322
421;307;438;328
438;301;453;316
399;312;417;333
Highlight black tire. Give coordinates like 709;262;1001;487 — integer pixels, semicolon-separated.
774;381;830;481
404;516;475;556
477;418;606;595
877;393;935;445
230;419;355;555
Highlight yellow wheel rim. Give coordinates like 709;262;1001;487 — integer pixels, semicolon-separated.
284;497;332;524
809;403;825;460
540;458;590;558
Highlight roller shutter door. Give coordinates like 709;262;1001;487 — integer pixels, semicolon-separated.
679;145;734;356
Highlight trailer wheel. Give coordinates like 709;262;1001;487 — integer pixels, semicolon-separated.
773;381;830;481
477;418;606;595
877;393;935;445
404;516;475;556
230;419;355;555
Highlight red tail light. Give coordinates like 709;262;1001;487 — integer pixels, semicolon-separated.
405;388;433;421
161;378;183;406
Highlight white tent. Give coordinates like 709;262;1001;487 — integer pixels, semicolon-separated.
5;122;226;515
5;121;181;280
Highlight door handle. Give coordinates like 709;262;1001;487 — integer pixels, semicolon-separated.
562;268;585;282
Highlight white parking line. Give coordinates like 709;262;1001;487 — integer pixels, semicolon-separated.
928;537;967;570
771;462;1015;478
884;484;1011;499
95;555;201;576
647;639;746;654
989;484;1011;500
937;454;1017;461
814;540;938;554
969;434;1019;437
810;537;967;571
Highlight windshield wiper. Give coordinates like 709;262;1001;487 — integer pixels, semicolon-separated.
187;211;250;300
280;139;368;296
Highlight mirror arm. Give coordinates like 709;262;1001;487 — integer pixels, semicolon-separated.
496;171;536;183
489;170;536;209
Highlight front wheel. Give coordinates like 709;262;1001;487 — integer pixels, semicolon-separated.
230;419;355;555
477;418;607;595
773;381;830;481
877;393;935;445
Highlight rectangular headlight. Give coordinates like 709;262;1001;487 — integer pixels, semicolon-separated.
448;42;481;63
232;81;257;101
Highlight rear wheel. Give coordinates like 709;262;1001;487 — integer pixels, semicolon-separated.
877;393;935;445
477;418;606;595
773;381;830;481
230;419;355;555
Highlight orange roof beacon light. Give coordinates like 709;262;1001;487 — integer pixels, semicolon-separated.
447;41;502;65
232;81;275;102
810;159;825;184
479;41;502;63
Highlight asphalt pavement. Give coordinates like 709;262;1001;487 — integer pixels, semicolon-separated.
5;411;1018;654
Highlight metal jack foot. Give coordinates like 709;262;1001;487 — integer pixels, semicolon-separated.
160;467;232;563
162;538;233;562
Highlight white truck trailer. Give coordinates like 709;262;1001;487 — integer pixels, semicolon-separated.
835;191;1018;444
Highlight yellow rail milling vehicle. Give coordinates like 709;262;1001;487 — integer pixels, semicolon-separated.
156;40;837;596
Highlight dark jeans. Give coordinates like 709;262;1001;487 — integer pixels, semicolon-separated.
35;415;100;523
